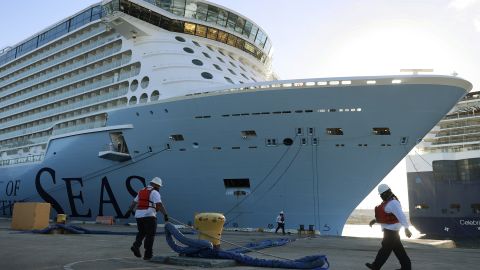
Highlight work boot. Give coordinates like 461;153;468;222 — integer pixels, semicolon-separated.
365;263;378;270
130;246;141;258
143;255;152;260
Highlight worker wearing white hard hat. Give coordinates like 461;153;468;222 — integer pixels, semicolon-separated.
126;177;168;260
275;211;286;235
366;184;412;270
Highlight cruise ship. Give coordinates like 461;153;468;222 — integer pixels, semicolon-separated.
407;91;480;238
0;0;472;235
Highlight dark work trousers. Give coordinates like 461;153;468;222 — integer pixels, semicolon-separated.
275;222;285;235
371;229;411;270
133;217;157;258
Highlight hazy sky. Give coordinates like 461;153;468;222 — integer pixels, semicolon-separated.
1;0;479;209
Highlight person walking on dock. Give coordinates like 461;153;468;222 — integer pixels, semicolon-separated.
366;184;412;270
275;211;286;235
126;177;169;260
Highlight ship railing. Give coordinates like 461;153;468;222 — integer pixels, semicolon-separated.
0;154;44;167
0;83;125;130
184;75;469;98
0;78;122;119
418;144;480;154
0;46;12;56
0;53;125;100
0;37;120;89
0;26;106;79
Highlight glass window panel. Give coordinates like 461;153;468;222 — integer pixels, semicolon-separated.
127;4;141;19
235;38;245;50
226;12;237;31
264;39;272;54
172;0;186;16
140;9;151;21
185;0;197;18
235;17;245;34
150;13;162;26
70;9;92;31
206;5;219;23
160;16;172;29
217;9;228;27
217;30;228;43
91;6;103;20
207;27;218;40
244;42;256;54
249;25;258;41
195;25;207;37
171;20;184;32
159;0;173;13
196;2;208;21
227;34;237;46
255;30;267;48
243;21;253;38
184;22;196;34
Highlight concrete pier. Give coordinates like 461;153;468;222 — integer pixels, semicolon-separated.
0;218;478;270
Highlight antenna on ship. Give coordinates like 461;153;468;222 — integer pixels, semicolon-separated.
400;69;434;75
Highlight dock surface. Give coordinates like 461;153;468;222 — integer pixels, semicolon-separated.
0;218;479;270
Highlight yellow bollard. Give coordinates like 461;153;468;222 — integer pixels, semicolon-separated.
56;214;67;224
194;213;225;248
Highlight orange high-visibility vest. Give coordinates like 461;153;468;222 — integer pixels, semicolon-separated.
374;199;399;224
137;187;155;210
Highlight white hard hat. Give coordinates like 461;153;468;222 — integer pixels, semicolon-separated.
150;177;163;187
280;211;284;214
377;184;390;194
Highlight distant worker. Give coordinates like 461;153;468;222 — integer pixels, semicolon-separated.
366;184;412;270
275;211;286;235
126;177;168;260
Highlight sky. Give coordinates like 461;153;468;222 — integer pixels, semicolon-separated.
1;0;479;209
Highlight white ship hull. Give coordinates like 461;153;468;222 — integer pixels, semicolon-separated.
0;78;469;235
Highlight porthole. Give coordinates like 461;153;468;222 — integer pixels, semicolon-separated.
201;72;213;79
202;52;211;58
130;80;139;92
183;47;194;53
228;69;236;75
175;36;186;42
224;77;234;84
240;66;246;72
192;41;201;47
218;50;225;56
207;45;214;51
217;57;225;63
213;64;222;71
229;61;237;67
192;142;199;148
140;93;148;103
151;90;160;101
141;76;149;89
192;59;203;66
283;138;293;146
129;96;137;105
241;73;248;79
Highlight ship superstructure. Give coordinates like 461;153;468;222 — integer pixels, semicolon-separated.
0;0;472;235
407;91;480;238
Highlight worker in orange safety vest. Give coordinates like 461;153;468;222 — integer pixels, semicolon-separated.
126;177;168;260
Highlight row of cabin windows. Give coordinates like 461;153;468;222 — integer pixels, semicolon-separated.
416;203;480;214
